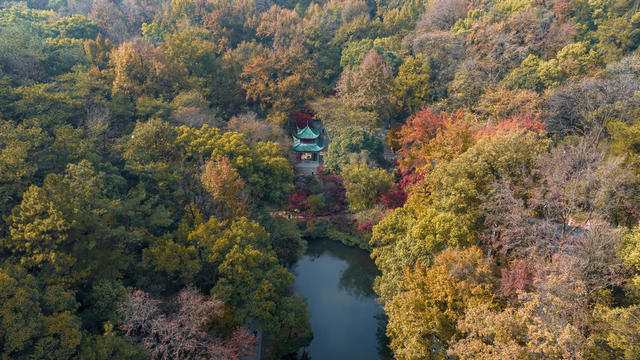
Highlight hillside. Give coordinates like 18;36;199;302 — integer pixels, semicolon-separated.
1;0;640;359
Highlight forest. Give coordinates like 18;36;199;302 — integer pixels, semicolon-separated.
1;0;640;359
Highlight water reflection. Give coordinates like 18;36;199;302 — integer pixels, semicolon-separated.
375;313;393;359
292;238;391;360
304;239;379;299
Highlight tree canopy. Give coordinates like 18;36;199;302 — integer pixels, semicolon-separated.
2;0;640;358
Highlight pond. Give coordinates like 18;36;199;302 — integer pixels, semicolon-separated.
291;238;390;360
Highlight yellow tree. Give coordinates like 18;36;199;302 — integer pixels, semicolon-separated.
110;39;187;99
201;156;251;219
385;246;496;360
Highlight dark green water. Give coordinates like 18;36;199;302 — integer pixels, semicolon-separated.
292;239;389;360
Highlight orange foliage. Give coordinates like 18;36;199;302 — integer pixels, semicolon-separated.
395;108;546;190
396;108;475;184
201;157;251;219
475;114;546;138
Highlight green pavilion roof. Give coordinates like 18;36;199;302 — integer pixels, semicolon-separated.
295;125;320;140
293;136;324;152
293;143;324;152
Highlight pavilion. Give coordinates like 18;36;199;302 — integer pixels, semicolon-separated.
293;125;323;174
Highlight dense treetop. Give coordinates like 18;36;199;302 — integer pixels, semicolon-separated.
2;0;640;359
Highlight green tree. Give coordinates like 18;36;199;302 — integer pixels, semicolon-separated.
169;215;310;340
310;97;379;136
409;130;549;224
608;118;640;175
79;323;147;360
370;206;474;302
501;54;545;92
11;84;82;131
0;264;82;360
162;26;219;79
0;5;52;81
342;162;393;212
123;118;180;202
80;279;128;332
325;127;385;173
5;161;128;285
593;305;640;360
176;125;294;205
503;43;600;92
263;216;306;267
84;34;113;70
49;15;98;39
142;235;202;286
394;53;431;111
212;244;295;334
448;59;488;109
307;194;326;214
250;141;295;205
618;225;640;299
592;3;640;63
585;216;640;359
340;38;375;69
0;120;46;227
